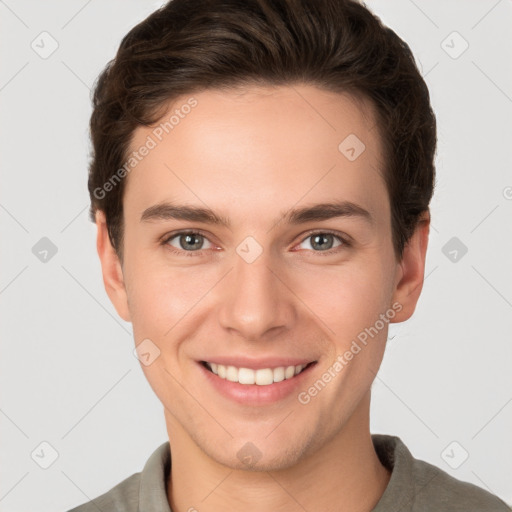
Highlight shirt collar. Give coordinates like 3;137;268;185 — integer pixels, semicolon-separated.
371;434;416;511
138;441;172;512
137;434;410;512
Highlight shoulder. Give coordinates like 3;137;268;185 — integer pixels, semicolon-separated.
66;472;141;512
372;434;510;512
409;454;510;511
65;441;171;512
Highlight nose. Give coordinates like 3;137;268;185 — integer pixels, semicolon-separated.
217;248;296;342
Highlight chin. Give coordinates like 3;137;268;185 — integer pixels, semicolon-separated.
203;433;315;473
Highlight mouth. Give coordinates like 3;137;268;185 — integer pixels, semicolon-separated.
201;360;317;386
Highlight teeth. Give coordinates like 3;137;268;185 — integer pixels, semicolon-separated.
273;366;285;383
285;365;296;379
205;362;308;385
255;368;273;385
239;367;255;385
226;365;238;382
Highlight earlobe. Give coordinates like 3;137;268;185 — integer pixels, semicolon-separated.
95;210;131;323
390;212;430;323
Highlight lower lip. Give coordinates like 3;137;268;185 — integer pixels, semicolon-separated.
198;362;316;405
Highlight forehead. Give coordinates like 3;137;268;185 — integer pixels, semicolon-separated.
123;84;387;227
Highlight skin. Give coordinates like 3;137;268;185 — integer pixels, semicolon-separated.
96;84;430;512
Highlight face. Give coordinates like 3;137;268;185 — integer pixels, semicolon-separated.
97;84;428;471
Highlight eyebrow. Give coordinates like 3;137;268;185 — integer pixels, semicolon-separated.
140;200;374;228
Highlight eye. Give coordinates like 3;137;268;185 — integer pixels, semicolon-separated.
160;229;351;257
162;231;214;256
295;231;350;253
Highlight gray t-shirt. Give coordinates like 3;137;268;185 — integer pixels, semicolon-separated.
67;434;510;511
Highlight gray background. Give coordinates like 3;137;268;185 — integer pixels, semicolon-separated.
1;0;511;510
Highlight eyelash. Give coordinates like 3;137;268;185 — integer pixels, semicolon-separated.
160;229;352;258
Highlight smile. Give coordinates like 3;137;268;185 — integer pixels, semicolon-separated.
202;361;314;386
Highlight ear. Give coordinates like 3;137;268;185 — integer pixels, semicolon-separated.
95;210;131;322
390;211;430;323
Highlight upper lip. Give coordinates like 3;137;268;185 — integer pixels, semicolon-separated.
199;357;317;370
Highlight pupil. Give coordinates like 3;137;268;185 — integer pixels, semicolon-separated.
312;234;333;250
178;234;334;252
182;233;202;250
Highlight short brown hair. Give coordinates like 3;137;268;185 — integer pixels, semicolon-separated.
88;0;437;263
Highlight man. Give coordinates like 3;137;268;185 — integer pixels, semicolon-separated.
70;0;510;510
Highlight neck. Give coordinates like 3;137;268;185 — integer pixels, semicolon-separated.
166;391;390;512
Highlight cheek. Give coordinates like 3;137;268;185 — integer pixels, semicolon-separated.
124;236;395;344
125;255;217;338
290;259;391;339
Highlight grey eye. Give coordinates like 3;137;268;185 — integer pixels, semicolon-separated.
299;233;343;251
167;232;213;251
